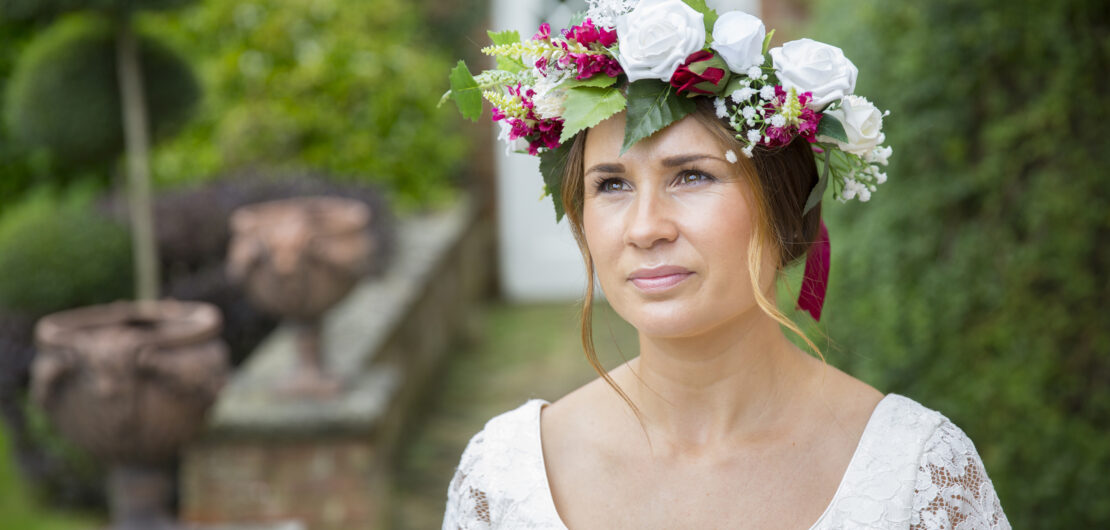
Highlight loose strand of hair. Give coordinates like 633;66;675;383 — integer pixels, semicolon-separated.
748;234;826;364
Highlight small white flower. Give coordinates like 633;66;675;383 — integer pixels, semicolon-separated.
586;0;637;28
732;86;756;102
859;187;872;201
725;149;738;163
742;145;755;158
875;171;888;184
870;145;893;166
769;114;786;127
741;106;757;119
746;129;762;143
714;98;728;118
746;119;756;127
759;84;776;100
746;66;762;79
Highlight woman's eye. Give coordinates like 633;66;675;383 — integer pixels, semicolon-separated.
597;178;630;193
677;170;714;185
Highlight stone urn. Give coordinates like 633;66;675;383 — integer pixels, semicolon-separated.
226;196;373;397
31;299;229;530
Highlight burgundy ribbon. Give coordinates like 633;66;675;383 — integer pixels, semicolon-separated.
797;220;830;321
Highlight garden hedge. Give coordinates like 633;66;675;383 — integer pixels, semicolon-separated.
809;0;1110;526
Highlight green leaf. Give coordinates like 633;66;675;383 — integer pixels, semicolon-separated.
487;29;526;72
449;60;482;121
681;0;718;38
539;141;574;222
816;113;849;143
622;81;696;154
487;30;520;46
559;86;626;143
803;149;831;215
562;75;618;89
762;29;775;55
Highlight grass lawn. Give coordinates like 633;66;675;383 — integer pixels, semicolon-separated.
0;428;102;530
391;300;638;529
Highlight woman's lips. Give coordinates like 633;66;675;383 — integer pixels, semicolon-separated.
628;266;693;293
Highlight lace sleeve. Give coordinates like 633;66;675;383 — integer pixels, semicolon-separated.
910;418;1010;530
443;430;492;530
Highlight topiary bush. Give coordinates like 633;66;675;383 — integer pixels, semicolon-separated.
148;0;470;210
0;185;133;315
4;14;199;167
809;0;1110;526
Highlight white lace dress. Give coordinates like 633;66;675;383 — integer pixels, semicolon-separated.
442;394;1010;529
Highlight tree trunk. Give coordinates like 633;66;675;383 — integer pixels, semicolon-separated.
115;18;160;305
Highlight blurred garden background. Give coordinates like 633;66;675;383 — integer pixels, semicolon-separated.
0;0;1106;528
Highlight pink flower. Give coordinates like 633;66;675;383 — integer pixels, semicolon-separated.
490;83;565;155
760;85;823;147
564;19;617;48
533;23;551;41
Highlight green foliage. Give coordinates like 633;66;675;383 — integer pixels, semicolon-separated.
0;185;132;314
622;81;695;153
449;61;482;122
811;0;1110;526
559;86;625;143
4;14;199;167
148;0;469;210
0;0;194;19
538;141;573;222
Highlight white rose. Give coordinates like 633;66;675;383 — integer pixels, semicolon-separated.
710;11;765;73
770;38;857;110
821;95;885;156
615;0;705;82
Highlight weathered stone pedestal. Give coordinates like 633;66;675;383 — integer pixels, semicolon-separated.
181;199;492;529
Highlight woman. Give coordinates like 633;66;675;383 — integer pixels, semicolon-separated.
442;1;1009;528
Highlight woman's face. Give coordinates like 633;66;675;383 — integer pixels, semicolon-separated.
582;113;776;339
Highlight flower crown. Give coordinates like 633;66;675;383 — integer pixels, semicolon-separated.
444;0;892;224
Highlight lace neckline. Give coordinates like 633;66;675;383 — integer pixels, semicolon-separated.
528;393;901;529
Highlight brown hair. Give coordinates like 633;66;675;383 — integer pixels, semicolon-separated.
559;99;824;413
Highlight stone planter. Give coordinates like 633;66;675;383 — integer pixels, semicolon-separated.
226;196;373;397
31;299;229;530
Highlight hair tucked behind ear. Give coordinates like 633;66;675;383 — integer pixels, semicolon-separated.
559;101;825;413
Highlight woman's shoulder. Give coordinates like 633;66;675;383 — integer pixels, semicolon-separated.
821;394;1010;529
443;399;559;529
456;399;548;468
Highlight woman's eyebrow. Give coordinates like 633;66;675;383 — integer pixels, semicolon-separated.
661;154;720;167
585;163;625;175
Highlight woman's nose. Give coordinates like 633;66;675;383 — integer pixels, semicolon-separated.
624;187;678;249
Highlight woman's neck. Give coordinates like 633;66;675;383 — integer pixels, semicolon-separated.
624;305;818;456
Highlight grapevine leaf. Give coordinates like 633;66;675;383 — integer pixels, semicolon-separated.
622;81;696;154
816;113;849;144
539;141;574;222
448;61;482;121
559;86;626;143
487;30;526;72
487;30;520;46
